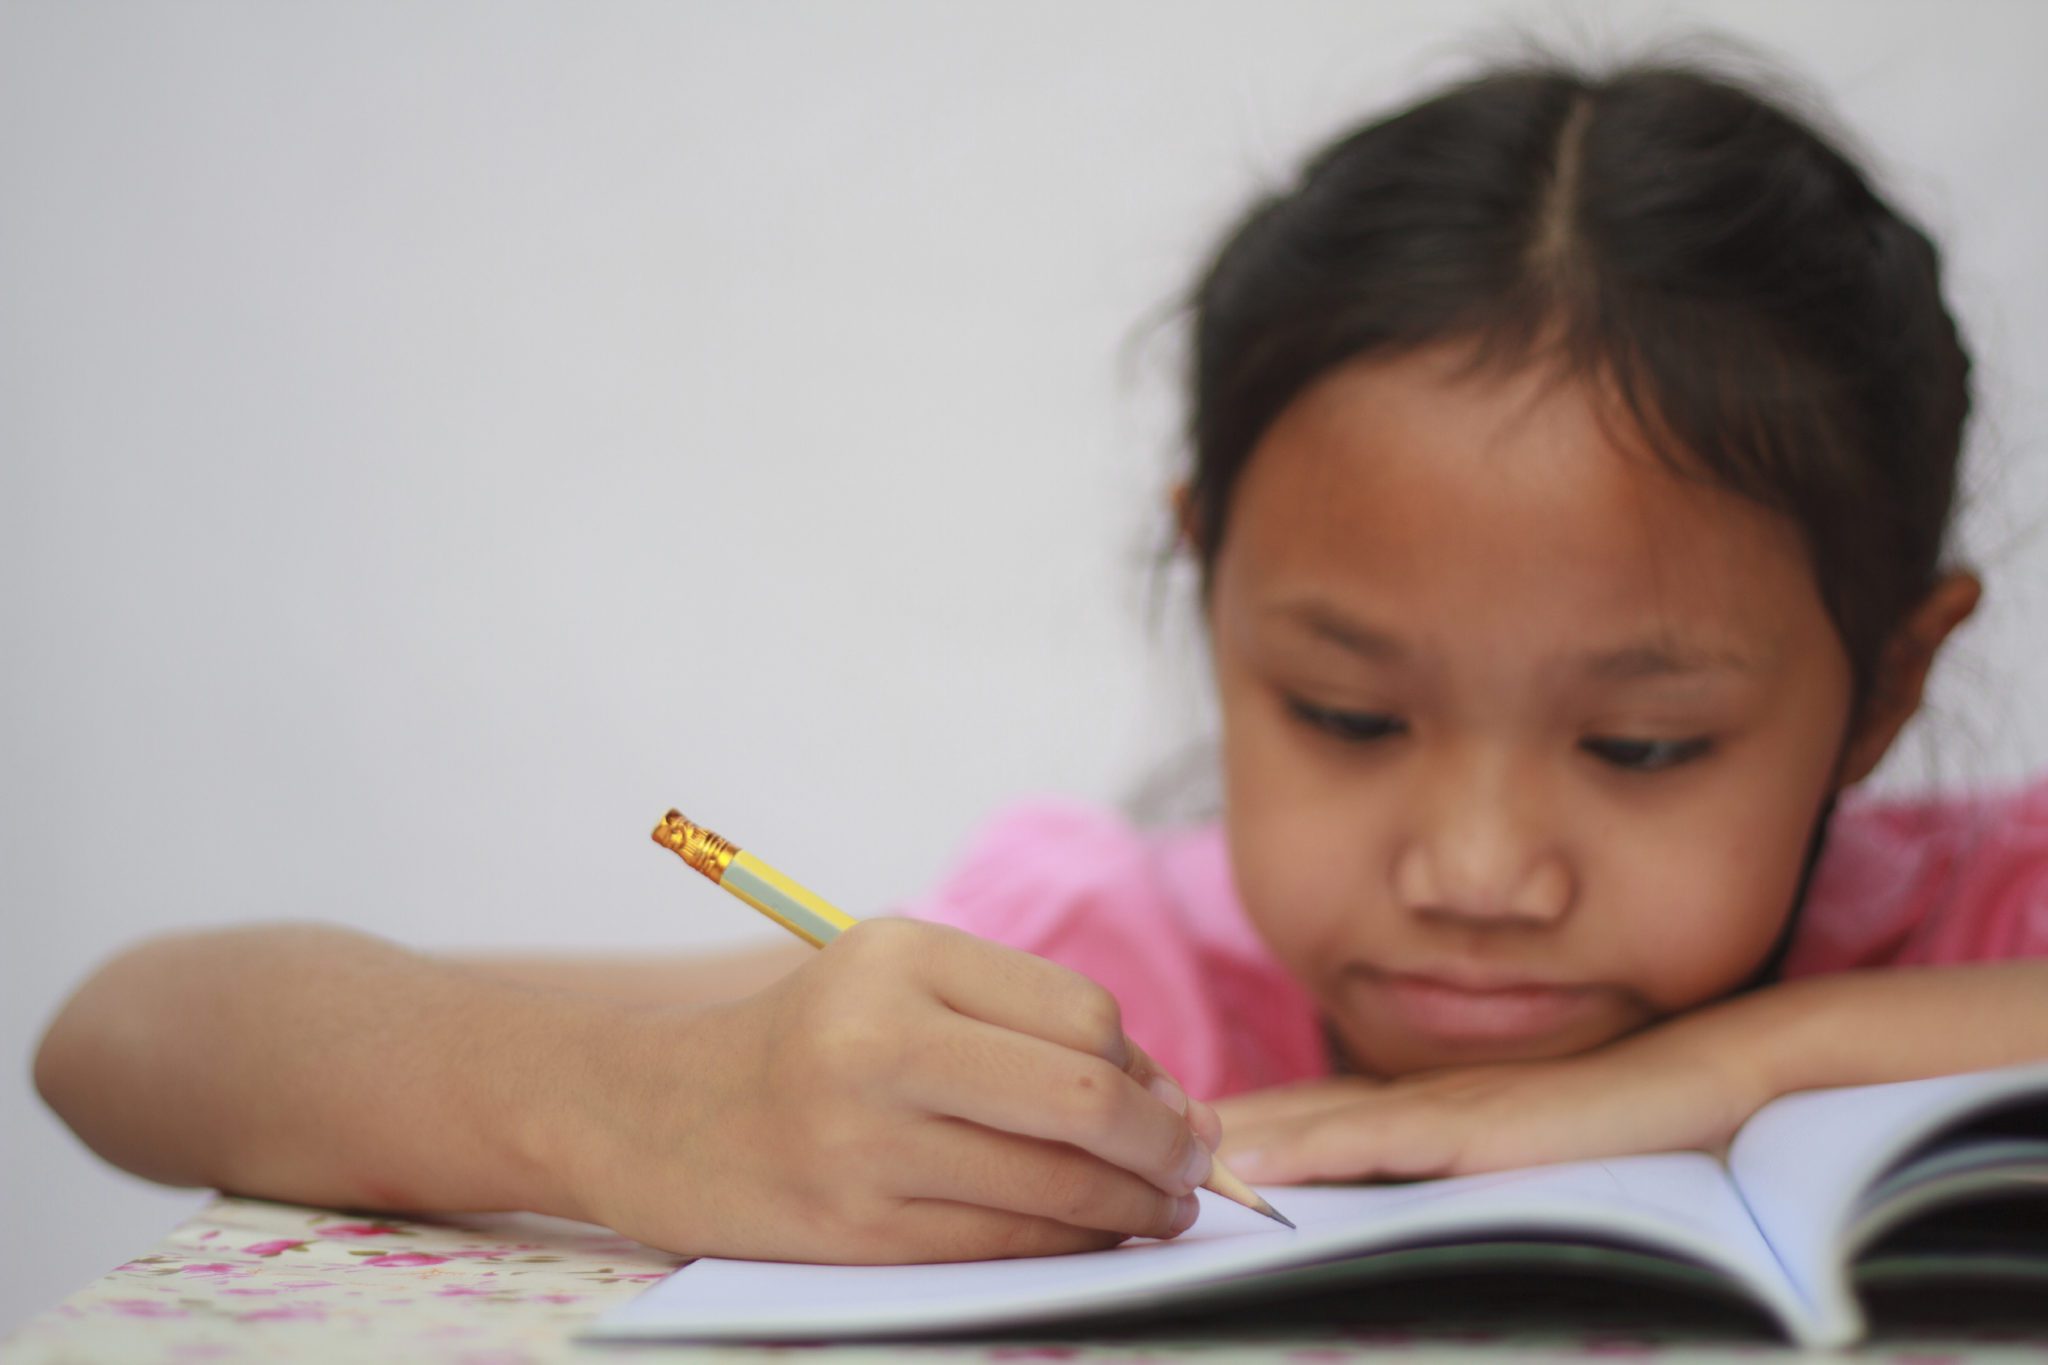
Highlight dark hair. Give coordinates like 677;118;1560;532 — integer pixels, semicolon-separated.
1177;53;1974;992
1183;56;1972;722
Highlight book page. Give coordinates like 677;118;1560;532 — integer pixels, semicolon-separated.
589;1151;1801;1342
1727;1061;2048;1345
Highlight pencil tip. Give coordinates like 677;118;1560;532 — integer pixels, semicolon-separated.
1255;1196;1296;1230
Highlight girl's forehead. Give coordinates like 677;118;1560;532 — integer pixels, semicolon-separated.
1214;349;1826;664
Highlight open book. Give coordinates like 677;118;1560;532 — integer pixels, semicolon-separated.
588;1061;2048;1348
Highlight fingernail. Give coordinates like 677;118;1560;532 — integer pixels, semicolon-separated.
1179;1140;1212;1193
1147;1073;1189;1116
1232;1147;1270;1180
1169;1193;1200;1235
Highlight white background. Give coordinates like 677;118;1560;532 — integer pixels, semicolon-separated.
4;0;2044;1332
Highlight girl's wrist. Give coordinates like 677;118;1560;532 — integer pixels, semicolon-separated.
472;985;656;1227
1595;992;1777;1155
1645;983;1808;1139
520;992;716;1234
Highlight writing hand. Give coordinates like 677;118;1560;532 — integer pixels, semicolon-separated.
566;918;1219;1262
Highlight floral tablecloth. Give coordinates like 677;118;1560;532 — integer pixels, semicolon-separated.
7;1195;2048;1363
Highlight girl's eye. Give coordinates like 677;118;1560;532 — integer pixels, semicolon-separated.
1581;736;1713;772
1285;698;1407;744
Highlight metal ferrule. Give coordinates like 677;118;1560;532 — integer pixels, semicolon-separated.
652;809;738;883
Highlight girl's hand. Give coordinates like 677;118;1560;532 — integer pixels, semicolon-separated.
563;917;1223;1263
1211;1025;1768;1184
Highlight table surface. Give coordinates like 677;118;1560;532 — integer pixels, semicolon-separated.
7;1195;2048;1363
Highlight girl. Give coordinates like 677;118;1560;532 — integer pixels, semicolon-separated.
35;52;2048;1268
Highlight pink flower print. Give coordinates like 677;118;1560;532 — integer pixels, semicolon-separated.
237;1303;328;1323
362;1251;449;1267
533;1292;584;1305
105;1298;188;1319
177;1262;242;1277
197;1229;220;1241
435;1284;498;1298
315;1221;407;1237
242;1239;307;1257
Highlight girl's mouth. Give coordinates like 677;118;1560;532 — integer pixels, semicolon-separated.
1361;968;1601;1043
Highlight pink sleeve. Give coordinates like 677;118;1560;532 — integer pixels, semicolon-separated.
896;801;1163;955
893;801;1287;1099
1786;775;2048;976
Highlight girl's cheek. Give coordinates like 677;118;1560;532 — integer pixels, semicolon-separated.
1608;871;1794;1009
1228;823;1358;967
1599;758;1826;1003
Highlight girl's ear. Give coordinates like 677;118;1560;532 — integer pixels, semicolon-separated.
1836;571;1983;788
1170;482;1204;556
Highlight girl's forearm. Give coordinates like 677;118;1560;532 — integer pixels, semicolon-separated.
453;941;810;1007
33;924;624;1220
1686;960;2048;1108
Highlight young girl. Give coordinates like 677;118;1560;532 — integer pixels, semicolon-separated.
35;52;2048;1269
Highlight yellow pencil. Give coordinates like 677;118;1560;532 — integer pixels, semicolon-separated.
652;809;1294;1231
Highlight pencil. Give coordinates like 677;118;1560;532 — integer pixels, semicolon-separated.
652;808;1294;1231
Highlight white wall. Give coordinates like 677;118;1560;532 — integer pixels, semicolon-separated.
4;0;2044;1331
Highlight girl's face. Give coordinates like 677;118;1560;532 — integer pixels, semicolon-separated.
1207;345;1857;1077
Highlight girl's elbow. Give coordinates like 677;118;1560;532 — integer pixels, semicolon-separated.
34;922;381;1177
33;933;167;1134
31;997;82;1124
32;927;240;1159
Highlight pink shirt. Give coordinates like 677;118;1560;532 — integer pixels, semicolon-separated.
898;779;2048;1101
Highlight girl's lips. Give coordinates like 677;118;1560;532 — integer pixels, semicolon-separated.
1367;970;1600;1043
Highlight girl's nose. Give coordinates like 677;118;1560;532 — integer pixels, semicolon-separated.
1391;766;1575;927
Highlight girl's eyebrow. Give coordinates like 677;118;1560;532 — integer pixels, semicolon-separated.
1580;642;1762;681
1269;600;1762;678
1270;600;1407;663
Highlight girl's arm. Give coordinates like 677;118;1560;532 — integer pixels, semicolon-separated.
1213;959;2048;1183
449;941;812;1006
33;929;809;1207
1687;957;2048;1100
35;920;1220;1262
32;924;659;1214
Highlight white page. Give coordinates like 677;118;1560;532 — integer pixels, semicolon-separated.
1728;1060;2048;1347
589;1150;1801;1343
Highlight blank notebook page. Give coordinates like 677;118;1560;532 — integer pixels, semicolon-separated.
588;1152;1780;1340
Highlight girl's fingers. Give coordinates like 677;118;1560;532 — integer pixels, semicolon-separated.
1123;1038;1222;1152
1213;1083;1388;1174
1218;1077;1381;1132
896;1115;1199;1242
881;1199;1125;1263
875;920;1214;1171
897;1014;1212;1200
905;922;1143;1068
1190;1096;1223;1153
1229;1100;1464;1184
